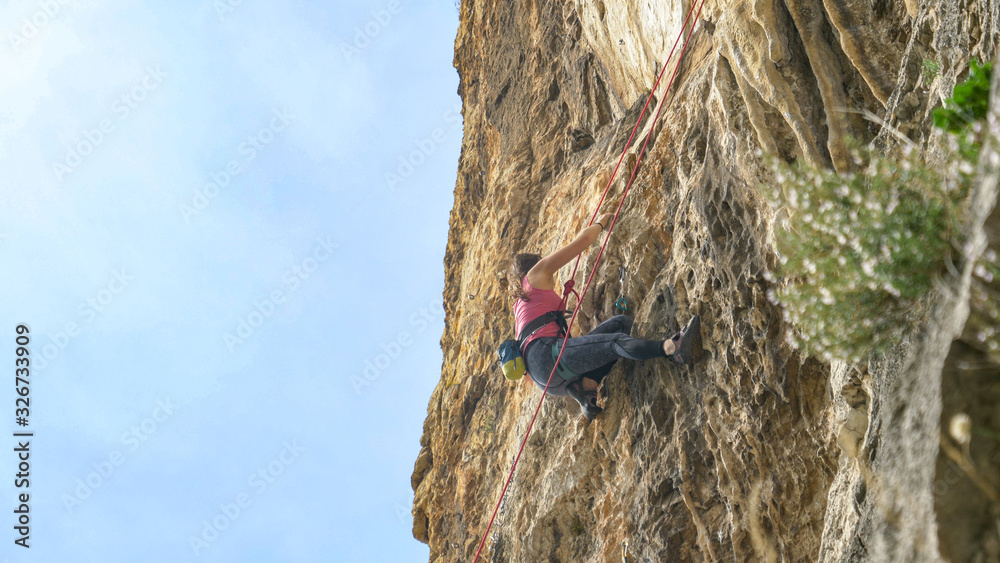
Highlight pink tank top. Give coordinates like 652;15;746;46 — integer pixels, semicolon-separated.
514;276;563;350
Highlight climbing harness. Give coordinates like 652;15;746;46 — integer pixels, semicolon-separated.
615;266;629;312
473;1;708;559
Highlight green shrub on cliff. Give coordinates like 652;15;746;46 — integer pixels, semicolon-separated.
763;61;992;363
933;60;992;133
763;142;970;362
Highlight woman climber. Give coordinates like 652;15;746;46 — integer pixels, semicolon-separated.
508;213;701;420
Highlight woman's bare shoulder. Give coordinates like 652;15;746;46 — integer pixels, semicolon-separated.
525;268;555;291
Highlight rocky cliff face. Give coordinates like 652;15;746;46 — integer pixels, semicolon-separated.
412;1;1000;561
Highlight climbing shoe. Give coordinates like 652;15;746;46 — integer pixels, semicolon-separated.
567;381;603;421
669;315;701;365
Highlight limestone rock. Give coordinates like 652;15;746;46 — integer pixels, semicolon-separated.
413;1;1000;561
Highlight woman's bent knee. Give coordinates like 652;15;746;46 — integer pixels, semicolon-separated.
609;314;632;333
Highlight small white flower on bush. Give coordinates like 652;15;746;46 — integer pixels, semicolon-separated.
762;136;973;362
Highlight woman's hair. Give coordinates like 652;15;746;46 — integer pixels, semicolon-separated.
508;253;541;301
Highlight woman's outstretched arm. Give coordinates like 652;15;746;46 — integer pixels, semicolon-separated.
527;212;614;290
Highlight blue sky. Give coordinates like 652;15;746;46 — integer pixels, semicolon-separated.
1;0;458;561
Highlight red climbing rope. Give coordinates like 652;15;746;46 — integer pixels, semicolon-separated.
563;24;685;306
473;2;707;560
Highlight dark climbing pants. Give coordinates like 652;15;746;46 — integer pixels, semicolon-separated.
523;315;666;396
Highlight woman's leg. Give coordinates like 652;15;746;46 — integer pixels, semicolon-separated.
523;330;652;395
586;315;633;336
565;330;664;417
574;315;634;387
524;319;668;394
539;315;700;419
556;331;667;376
